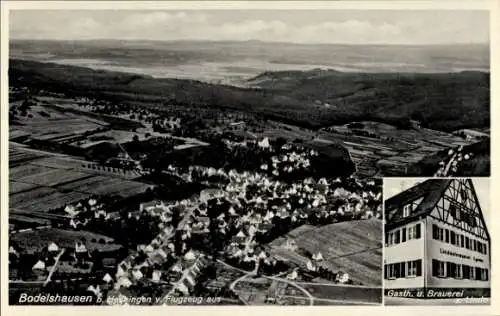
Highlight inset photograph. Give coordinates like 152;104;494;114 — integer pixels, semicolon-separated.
383;178;490;305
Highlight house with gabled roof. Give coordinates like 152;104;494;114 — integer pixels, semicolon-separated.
384;179;490;298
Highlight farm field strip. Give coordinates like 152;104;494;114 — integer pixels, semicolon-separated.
9;228;120;252
10;187;59;206
16;190;91;208
12;190;91;213
57;174;150;197
30;157;88;169
9;180;41;194
9;148;150;215
9;214;52;226
17;169;91;187
56;175;116;191
79;179;148;196
9;150;47;166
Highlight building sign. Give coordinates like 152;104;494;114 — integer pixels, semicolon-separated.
440;248;471;260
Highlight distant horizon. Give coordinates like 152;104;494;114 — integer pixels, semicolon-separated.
9;38;491;47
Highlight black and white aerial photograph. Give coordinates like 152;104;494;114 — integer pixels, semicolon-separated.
5;4;490;306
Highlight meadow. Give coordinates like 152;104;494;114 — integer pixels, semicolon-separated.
269;219;382;287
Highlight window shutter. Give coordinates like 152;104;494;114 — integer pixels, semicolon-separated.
415;223;421;239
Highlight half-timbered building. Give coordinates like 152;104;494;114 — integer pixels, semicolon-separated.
384;179;490;298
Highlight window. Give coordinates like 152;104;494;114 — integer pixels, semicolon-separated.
481;269;488;281
416;259;422;276
432;224;439;240
455;264;462;279
470;266;475;280
432;259;446;277
408;223;421;240
387;232;393;246
483;243;488;255
385;233;389;246
407;260;417;277
445;229;450;243
473;240;477;252
408;226;414;240
475;267;482;281
460;235;464;248
402;227;407;243
465;237;470;249
440;228;444;241
394;262;402;278
449;204;457;218
465;214;477;227
394;230;401;244
447;262;454;278
477;242;483;254
460;210;467;222
407;260;422;277
471;217;477;227
387;264;396;279
460;188;467;200
401;262;407;278
463;264;470;279
451;231;456;245
403;204;411;218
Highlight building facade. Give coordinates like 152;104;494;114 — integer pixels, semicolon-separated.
384;179;490;298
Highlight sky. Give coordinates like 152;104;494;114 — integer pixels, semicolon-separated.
9;10;490;45
385;178;490;226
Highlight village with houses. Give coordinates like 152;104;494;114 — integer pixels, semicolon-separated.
8;84;384;305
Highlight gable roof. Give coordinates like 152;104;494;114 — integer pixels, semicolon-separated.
385;179;452;227
385;179;490;241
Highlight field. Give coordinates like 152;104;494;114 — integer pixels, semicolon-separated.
234;277;311;305
9;146;152;215
317;122;476;176
302;283;382;304
9;147;48;167
10;228;122;252
269;219;382;286
10;104;108;143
